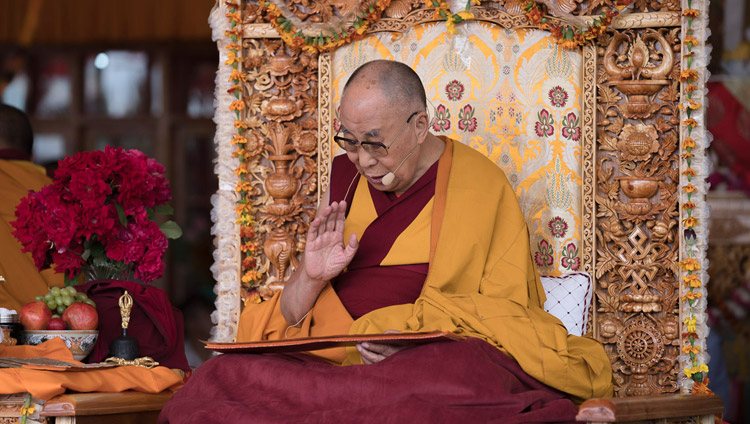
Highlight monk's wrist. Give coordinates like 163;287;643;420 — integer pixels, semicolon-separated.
300;268;328;289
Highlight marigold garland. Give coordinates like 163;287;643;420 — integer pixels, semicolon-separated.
679;0;709;393
261;1;635;52
426;0;480;35
261;1;392;53
225;1;262;302
427;0;634;47
522;0;634;49
19;393;33;424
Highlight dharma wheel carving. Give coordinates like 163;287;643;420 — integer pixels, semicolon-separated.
617;315;664;370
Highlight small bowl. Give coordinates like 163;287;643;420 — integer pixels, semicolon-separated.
22;330;98;361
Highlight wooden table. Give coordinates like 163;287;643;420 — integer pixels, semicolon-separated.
39;391;173;424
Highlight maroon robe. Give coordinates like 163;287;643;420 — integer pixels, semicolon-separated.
159;337;577;424
330;155;435;319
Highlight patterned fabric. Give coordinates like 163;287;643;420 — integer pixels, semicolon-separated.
329;22;583;276
540;272;592;336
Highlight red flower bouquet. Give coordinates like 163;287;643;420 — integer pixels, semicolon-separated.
11;146;182;284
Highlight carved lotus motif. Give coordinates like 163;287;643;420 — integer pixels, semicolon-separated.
263;97;303;122
617;124;659;162
244;48;265;70
245;129;266;157
268;55;303;76
661;317;679;340
294;131;317;156
599;317;618;339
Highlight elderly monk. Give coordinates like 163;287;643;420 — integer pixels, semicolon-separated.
159;60;612;423
0;104;63;310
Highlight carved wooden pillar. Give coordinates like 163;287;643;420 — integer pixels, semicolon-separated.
593;18;683;396
241;36;319;298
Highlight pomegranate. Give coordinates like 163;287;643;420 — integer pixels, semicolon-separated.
47;317;67;330
20;301;52;330
62;302;98;330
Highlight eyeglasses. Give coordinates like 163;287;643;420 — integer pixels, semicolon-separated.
334;111;420;158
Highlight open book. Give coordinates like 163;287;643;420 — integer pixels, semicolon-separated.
202;330;464;354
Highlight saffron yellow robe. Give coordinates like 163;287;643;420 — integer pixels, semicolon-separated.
238;138;613;401
0;159;63;311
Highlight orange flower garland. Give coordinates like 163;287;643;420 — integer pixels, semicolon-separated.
680;0;709;392
225;1;262;302
261;1;392;53
426;0;480;35
523;0;634;49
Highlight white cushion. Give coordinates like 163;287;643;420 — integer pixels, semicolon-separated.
541;272;593;337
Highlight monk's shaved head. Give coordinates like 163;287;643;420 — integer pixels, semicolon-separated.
343;60;426;113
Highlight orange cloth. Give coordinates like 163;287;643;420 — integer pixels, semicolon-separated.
0;338;183;400
0;159;63;311
237;284;354;363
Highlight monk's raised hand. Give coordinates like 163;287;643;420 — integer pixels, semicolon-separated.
304;201;358;283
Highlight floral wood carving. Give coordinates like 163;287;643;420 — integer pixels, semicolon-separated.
240;37;319;298
594;26;682;397
577;0;680;16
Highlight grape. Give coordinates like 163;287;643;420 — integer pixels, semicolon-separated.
52;314;60;319
44;292;54;301
56;305;66;315
61;295;73;306
75;292;89;302
54;296;63;306
46;300;57;310
35;296;43;302
65;286;77;296
85;299;97;308
50;286;61;295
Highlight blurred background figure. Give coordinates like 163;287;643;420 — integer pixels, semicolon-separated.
0;103;63;311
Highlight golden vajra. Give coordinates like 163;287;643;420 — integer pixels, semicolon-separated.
119;290;133;329
104;356;159;369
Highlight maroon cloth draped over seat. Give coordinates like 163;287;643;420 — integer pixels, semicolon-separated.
76;279;190;371
158;337;578;424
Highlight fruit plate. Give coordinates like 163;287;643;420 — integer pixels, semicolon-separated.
22;330;98;361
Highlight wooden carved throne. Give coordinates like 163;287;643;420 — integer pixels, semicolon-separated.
209;1;723;422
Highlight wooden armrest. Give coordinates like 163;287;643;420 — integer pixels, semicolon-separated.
576;394;723;422
40;391;173;417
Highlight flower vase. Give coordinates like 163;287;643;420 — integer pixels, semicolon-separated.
81;262;133;283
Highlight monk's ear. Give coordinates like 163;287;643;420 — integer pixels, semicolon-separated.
414;111;430;144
